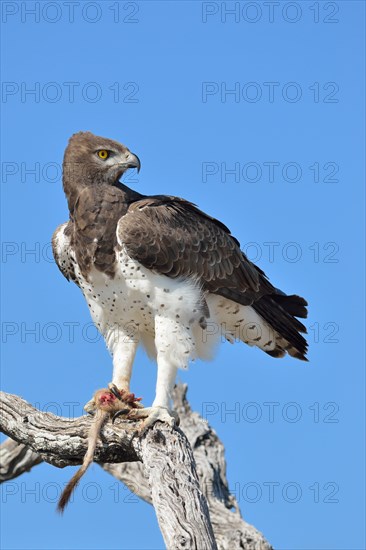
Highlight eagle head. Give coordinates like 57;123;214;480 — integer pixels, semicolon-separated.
63;131;141;188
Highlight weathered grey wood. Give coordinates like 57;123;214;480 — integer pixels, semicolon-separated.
0;386;273;550
104;386;273;550
0;389;216;549
140;425;217;549
172;385;272;550
0;390;140;466
0;439;42;481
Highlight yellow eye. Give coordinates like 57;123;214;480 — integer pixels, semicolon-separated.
97;150;109;160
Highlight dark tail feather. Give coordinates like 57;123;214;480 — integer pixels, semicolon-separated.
253;293;308;361
270;294;308;319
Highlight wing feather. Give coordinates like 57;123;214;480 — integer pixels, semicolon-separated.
117;197;272;306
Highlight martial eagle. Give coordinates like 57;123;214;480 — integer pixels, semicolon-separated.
52;132;308;430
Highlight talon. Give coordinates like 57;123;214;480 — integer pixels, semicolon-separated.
112;409;131;423
108;383;123;401
84;385;144;421
107;383;144;408
126;406;179;434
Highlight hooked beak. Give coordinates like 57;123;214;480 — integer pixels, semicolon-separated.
125;152;141;173
112;151;141;182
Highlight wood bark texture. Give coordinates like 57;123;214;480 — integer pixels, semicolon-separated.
0;384;272;550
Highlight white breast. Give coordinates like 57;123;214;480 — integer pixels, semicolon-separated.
74;248;210;360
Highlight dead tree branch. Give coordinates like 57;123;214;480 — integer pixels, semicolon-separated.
0;385;272;550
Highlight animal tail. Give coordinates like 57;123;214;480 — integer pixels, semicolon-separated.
57;410;107;513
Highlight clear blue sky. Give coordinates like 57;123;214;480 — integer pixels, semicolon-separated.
1;2;365;549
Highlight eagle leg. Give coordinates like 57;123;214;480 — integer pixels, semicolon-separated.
119;406;180;434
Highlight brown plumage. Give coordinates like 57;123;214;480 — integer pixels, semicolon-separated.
53;131;309;451
117;198;308;358
53;131;308;360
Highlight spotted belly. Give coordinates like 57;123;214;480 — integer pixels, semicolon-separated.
73;249;210;359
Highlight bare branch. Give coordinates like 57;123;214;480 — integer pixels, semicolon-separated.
0;439;42;481
0;389;216;549
0;386;272;550
0;390;140;467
